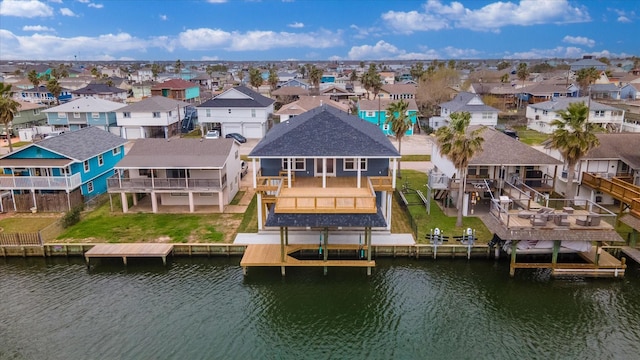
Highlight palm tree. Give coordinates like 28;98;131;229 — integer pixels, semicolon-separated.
0;82;21;153
549;102;600;203
27;70;40;88
435;112;485;227
308;65;322;94
46;78;62;105
361;64;382;100
385;100;412;178
90;67;99;77
576;67;600;97
268;66;279;93
248;67;263;91
516;63;529;108
174;59;183;75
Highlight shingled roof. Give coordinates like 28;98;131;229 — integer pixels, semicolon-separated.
118;96;190;112
115;138;235;169
528;97;619;112
199;85;274;108
440;92;499;113
30;127;126;161
250;105;400;158
584;133;640;169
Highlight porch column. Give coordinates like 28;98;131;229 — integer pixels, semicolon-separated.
218;192;223;213
151;191;158;213
257;192;263;230
132;193;138;206
392;158;397;189
188;192;195;213
31;189;37;210
322;158;327;188
252;159;257;189
386;192;393;230
121;193;129;213
357;157;361;188
287;158;292;188
366;227;372;276
164;126;169;139
66;191;71;211
381;191;387;219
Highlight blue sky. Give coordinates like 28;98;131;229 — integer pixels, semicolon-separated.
0;0;638;61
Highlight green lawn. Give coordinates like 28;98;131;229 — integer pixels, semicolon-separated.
396;170;492;243
401;155;431;162
512;126;549;145
0;216;59;233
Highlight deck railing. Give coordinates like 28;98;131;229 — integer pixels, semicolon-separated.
107;176;224;191
0;173;81;190
582;172;640;204
274;178;377;214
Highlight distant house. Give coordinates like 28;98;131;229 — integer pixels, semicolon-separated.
378;84;417;101
197;86;275;139
108;138;241;213
151;78;200;103
4;101;47;135
0;127;127;212
42;97;126;132
431;92;499;130
116;96;190;139
526;97;625;134
620;83;640;100
518;83;578;104
131;68;153;83
249;105;400;231
276;95;349;122
131;81;154;100
357;98;419;136
589;83;620;100
18;85;72;105
71;82;128;102
569;58;608;72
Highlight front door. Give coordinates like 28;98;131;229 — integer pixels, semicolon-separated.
315;158;336;177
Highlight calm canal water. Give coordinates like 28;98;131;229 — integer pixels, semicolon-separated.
1;257;639;360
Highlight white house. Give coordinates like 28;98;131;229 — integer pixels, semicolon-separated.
430;92;499;130
196;86;275;139
526;97;625;134
116;96;190;139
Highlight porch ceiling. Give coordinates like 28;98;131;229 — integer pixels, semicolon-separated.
0;158;74;167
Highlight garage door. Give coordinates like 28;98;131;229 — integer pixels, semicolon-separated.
222;123;242;136
125;127;141;139
243;123;263;139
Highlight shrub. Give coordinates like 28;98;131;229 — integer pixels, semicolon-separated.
61;205;84;228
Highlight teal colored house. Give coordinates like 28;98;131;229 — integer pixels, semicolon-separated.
0;127;127;212
151;78;200;104
42;97;126;132
357;98;419;136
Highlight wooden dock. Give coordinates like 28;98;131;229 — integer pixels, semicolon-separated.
84;243;174;266
240;244;375;275
621;246;640;265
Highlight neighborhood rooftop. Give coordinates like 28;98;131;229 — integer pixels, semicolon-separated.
115;138;236;168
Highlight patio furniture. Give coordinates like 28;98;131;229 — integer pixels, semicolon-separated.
554;213;570;226
530;215;547;226
576;217;589;226
588;215;601;227
562;206;574;214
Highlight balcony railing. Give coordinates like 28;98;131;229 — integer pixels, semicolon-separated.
0;173;81;190
107;176;224;191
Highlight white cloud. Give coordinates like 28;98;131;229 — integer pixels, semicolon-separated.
159;14;167;20
49;0;62;3
207;0;227;3
562;35;595;48
347;40;438;60
201;56;220;61
60;7;76;16
504;46;586;59
442;46;480;58
349;24;383;39
88;3;103;9
22;25;55;32
617;16;631;23
78;0;90;3
383;0;591;33
0;0;53;17
608;8;635;23
288;22;304;28
178;27;342;51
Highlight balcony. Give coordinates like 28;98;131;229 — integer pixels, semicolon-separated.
107;176;224;191
0;173;81;190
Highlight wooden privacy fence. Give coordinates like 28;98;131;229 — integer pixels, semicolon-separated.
0;232;43;246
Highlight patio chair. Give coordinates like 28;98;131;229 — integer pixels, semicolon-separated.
530;215;546;226
553;213;570;226
588;215;601;227
576;217;589;226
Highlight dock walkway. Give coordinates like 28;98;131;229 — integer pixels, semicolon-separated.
84;243;174;266
621;246;640;264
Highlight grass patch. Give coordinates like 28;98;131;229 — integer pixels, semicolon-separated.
181;129;202;138
396;170;492;243
0;216;59;233
237;194;258;233
230;191;245;205
401;155;431;162
3;141;31;148
512;126;549;145
55;200;242;243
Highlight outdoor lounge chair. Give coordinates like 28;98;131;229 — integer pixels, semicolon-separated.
588;215;601;227
553;213;570;226
530;215;547;226
576;217;589;226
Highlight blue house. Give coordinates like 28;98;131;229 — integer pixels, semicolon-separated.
42;97;126;132
357;98;419;136
0;127;127;212
19;85;73;105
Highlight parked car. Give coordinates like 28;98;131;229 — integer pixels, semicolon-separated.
205;130;220;139
241;161;248;178
225;133;247;143
43;131;65;139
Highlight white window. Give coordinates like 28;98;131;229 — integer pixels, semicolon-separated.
73;112;81;118
58;112;67;118
282;158;305;171
594;110;605;117
98;154;104;166
235;150;238;159
482;112;492;119
13;111;21;118
123;112;131;118
251;109;256;117
228;109;231;114
152;112;161;118
206;109;211;117
344;158;367;171
112;147;121;155
83;160;90;172
92;112;100;118
366;111;374;117
382;124;390;131
542;110;548;115
87;181;94;193
33;109;40;115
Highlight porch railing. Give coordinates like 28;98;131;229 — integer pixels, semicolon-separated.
107;176;224;191
0;173;81;190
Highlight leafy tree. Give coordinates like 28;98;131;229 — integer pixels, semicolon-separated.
385;100;412;177
151;63;162;81
236;69;244;84
598;57;610;66
46;78;62;105
90;67;99;77
497;61;511;71
268;66;279;92
28;70;41;88
549;102;600;203
435;112;485;227
349;70;358;84
248;67;263;91
500;73;510;83
298;64;306;79
410;62;425;81
529;62;554;74
174;59;183;75
361;64;382;100
447;60;456;70
415;66;459;118
575;67;600;97
0;82;20;153
105;79;114;87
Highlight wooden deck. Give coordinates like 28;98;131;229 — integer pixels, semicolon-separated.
495;208;615;231
621;246;640;265
240;244;375;273
84;243;174;266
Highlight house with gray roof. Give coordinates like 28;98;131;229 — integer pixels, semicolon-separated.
589;83;620;100
108;138;241;213
569;58;607;72
525;97;625;134
0;127;127;212
249;105;400;231
197;86;275;139
42;97;126;132
431;92;499;130
116;96;190;139
71;82;128;102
